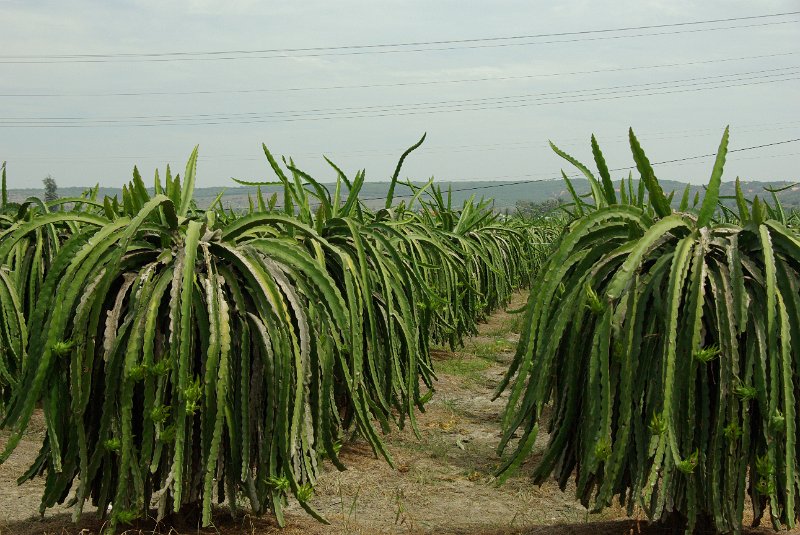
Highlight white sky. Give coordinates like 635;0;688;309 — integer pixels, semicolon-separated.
1;0;798;189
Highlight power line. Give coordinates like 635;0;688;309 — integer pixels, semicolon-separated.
2;51;795;98
655;151;800;167
6;11;797;59
8;120;800;162
2;69;797;127
10;66;796;121
7;65;794;121
232;67;800;117
6;76;798;127
1;15;798;64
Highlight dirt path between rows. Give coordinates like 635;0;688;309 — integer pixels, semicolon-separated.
0;292;782;535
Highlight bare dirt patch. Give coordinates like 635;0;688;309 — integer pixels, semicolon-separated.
1;409;50;529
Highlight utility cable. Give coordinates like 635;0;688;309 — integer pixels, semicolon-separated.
0;13;797;64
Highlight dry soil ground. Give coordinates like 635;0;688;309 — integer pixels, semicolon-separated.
0;293;786;535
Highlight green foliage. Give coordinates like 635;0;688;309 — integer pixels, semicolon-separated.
514;198;561;219
42;175;58;203
1;161;7;207
385;132;426;209
498;128;800;532
0;142;551;532
0;266;25;405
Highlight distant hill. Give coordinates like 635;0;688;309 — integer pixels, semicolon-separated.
8;178;800;212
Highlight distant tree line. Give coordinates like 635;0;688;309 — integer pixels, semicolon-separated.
514;198;561;218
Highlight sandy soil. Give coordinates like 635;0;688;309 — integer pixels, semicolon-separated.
0;293;787;535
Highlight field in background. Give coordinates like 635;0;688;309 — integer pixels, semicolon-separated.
8;178;800;212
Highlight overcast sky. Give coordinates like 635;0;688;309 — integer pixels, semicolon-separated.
0;0;798;190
